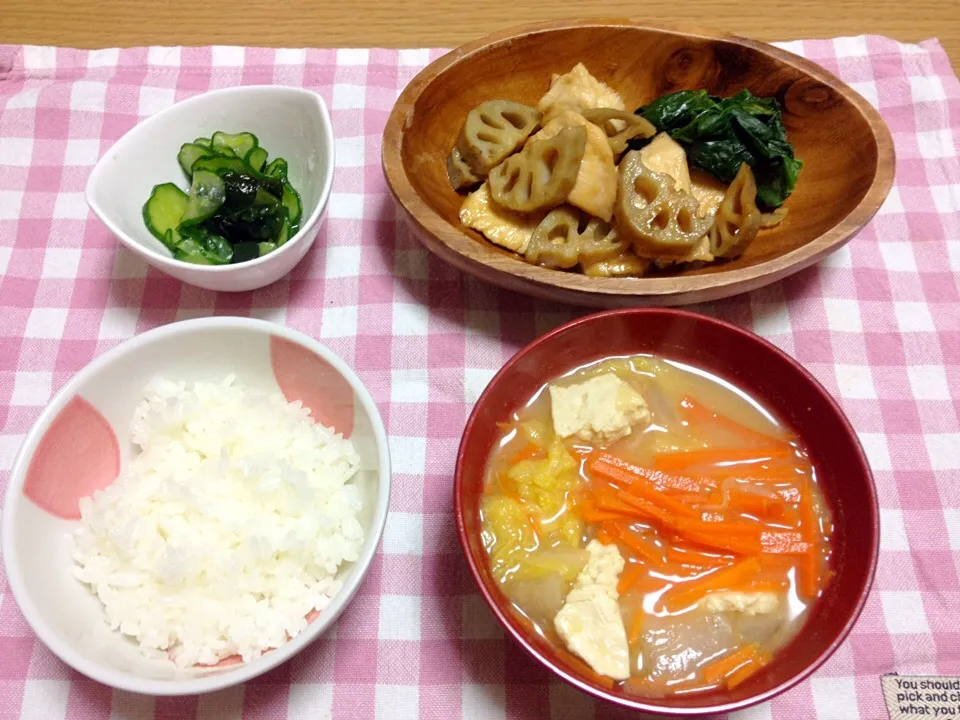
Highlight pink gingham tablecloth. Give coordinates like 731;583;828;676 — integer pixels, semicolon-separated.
1;37;959;720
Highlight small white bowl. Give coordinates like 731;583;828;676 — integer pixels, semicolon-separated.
1;318;390;695
86;86;335;292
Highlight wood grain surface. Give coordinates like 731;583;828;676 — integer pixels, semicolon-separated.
382;20;896;307
0;0;957;71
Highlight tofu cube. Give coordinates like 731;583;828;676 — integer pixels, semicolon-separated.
549;373;651;445
554;540;630;680
701;591;781;616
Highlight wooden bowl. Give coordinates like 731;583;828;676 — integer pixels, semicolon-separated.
455;308;879;714
382;19;895;307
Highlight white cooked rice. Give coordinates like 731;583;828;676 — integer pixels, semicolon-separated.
71;375;364;668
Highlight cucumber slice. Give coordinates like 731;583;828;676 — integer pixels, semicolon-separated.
264;158;288;179
174;250;212;264
281;181;302;230
177;143;213;178
143;183;188;244
180;169;226;226
174;239;214;264
192;155;252;176
178;226;233;264
245;146;268;173
212;131;258;160
194;137;212;149
275;213;292;247
254;187;281;207
258;241;277;256
162;228;182;252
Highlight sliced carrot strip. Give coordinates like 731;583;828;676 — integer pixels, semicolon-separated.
582;508;636;524
761;531;811;555
798;482;821;597
586;456;776;557
623;676;659;696
635;573;672;594
620;564;673;594
686;533;762;556
588;452;710;493
759;554;797;571
593;489;651;519
704;481;801;526
726;655;769;688
699;511;729;524
666;546;735;567
798;564;819;597
654;446;793;474
619;480;701;519
683;531;762;556
674;517;764;554
498;486;520;504
580;489;625;524
666;677;715;694
610;490;670;521
594;527;617;546
603;522;664;564
628;612;644;645
739;577;791;592
618;563;647;595
659;557;762;612
726;492;788;519
554;646;616;689
799;555;819;598
693;462;806;482
667;491;713;504
730;559;792;591
701;643;760;685
608;489;763;555
650;561;710;579
510;443;544;465
681;395;794;448
772;485;803;505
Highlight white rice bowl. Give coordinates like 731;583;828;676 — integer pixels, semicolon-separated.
2;318;391;695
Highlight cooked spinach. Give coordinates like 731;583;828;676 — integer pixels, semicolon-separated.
637;89;802;209
143;131;304;266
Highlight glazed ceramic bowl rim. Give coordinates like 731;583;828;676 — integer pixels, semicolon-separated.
454;307;879;715
84;85;335;274
1;317;391;695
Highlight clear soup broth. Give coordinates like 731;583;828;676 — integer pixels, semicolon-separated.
480;354;833;696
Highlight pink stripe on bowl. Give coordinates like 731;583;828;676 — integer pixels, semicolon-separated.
23;397;120;520
270;336;355;437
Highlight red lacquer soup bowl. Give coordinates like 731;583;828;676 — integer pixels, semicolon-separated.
454;308;878;715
